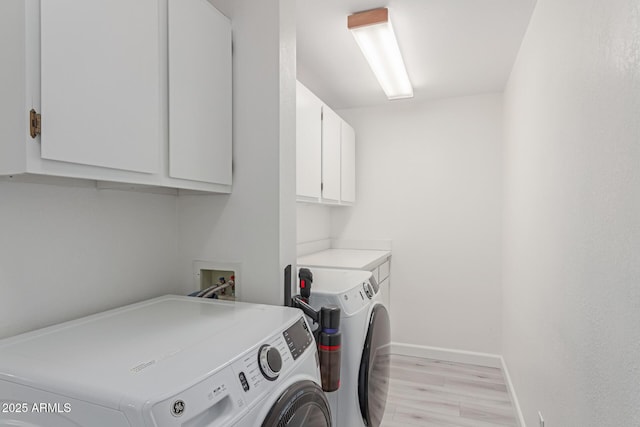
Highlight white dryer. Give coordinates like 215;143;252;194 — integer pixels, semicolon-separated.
0;295;332;427
300;268;391;427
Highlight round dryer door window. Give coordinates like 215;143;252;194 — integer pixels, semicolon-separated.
261;380;331;427
358;304;391;427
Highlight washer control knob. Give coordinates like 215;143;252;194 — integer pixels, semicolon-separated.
258;345;282;381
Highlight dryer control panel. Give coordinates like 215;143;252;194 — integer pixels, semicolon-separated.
338;280;373;315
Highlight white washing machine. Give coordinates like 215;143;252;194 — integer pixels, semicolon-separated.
299;268;391;427
0;295;332;427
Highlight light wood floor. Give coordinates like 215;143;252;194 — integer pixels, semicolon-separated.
380;354;519;427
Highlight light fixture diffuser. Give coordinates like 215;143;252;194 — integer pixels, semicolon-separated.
348;8;413;100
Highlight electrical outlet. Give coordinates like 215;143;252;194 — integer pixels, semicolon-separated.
538;411;545;427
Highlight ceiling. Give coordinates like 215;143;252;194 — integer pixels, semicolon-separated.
296;0;537;110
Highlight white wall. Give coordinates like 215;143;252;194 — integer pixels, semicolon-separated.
333;94;503;354
297;204;331;243
503;0;640;425
177;0;297;306
0;181;180;339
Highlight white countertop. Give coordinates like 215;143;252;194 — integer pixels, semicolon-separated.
297;248;391;271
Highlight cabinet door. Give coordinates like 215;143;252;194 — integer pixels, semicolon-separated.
296;82;322;199
168;0;232;185
40;0;160;173
340;121;356;203
321;106;341;202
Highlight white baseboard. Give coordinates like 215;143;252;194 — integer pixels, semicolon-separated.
391;342;502;368
391;342;526;427
499;356;527;427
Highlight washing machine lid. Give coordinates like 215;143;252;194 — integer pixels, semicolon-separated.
0;296;302;410
302;268;372;295
358;304;391;427
260;380;331;427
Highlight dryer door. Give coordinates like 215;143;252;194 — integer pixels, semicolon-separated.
261;380;331;427
358;304;391;427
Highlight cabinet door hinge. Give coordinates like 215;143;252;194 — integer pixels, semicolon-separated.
321;182;324;191
29;109;41;138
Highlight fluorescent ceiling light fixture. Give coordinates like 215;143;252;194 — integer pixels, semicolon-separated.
348;8;413;100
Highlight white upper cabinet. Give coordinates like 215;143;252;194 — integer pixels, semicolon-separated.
340;121;356;204
296;81;323;200
168;0;232;185
40;0;160;174
0;0;232;194
295;81;356;205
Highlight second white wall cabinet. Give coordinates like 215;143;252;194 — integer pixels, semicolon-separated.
296;81;355;205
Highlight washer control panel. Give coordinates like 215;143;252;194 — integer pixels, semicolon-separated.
282;317;314;360
229;317;311;408
148;314;315;426
233;335;289;395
